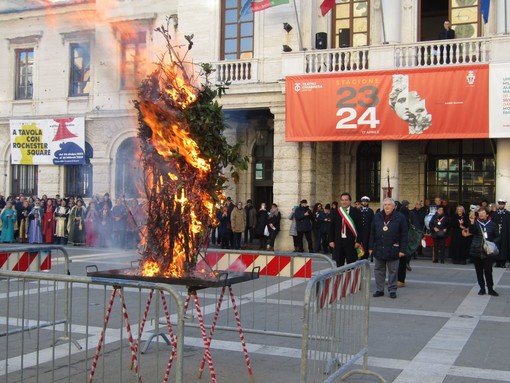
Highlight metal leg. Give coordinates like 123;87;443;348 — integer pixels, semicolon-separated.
228;286;255;383
198;286;226;378
88;289;117;383
191;290;217;382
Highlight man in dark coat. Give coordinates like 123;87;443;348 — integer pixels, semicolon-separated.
294;199;314;252
329;192;363;266
370;198;409;299
409;200;427;257
491;198;509;268
359;196;374;261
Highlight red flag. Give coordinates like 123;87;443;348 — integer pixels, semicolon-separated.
320;0;335;16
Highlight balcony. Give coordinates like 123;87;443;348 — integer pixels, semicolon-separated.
213;59;258;84
212;36;510;86
395;37;490;68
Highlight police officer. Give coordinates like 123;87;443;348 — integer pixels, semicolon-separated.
359;196;374;261
491;199;509;268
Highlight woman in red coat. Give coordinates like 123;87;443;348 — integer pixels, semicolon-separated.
42;198;56;244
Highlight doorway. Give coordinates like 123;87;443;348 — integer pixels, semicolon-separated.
420;0;449;41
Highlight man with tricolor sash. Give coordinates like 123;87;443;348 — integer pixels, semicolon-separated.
329;192;363;266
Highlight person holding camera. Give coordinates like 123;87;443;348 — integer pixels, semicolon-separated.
466;206;499;296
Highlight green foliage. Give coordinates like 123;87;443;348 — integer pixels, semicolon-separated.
136;19;248;195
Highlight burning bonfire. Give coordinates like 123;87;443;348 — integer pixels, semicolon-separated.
134;21;247;278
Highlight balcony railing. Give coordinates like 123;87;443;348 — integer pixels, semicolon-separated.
216;37;495;84
304;48;370;73
395;37;490;68
214;59;258;84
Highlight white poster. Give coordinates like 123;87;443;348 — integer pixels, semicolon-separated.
489;63;510;138
10;117;85;165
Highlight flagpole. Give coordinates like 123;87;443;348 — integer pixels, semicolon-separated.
291;0;303;51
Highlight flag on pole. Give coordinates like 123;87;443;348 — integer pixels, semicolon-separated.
320;0;336;16
240;0;290;19
481;0;490;24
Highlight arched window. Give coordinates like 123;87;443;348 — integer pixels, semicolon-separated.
356;141;381;201
426;139;495;206
65;142;93;197
115;137;144;199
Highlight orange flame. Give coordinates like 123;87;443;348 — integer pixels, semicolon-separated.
139;65;213;278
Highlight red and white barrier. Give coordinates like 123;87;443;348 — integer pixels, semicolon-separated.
317;267;362;310
196;252;312;278
0;251;51;272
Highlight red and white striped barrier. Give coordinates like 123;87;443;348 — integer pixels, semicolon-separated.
196;252;312;278
0;251;51;271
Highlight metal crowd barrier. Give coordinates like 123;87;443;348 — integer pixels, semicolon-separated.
300;260;385;383
0;270;185;383
0;245;75;349
169;249;337;341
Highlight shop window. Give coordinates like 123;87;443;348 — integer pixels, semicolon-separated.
426;139;494;207
11;164;38;196
65;142;93;197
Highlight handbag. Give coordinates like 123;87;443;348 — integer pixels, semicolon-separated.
482;235;499;258
264;225;270;237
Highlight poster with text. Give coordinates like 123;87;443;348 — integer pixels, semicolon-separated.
285;65;489;141
10;117;85;165
489;63;510;138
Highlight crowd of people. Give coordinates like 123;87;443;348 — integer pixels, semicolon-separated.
1;190;506;298
212;198;282;251
225;193;508;299
0;193;145;248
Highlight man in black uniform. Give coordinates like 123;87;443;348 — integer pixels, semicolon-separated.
358;196;374;261
491;199;509;268
329;192;363;266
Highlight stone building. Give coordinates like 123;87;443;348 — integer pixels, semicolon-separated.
1;0;510;250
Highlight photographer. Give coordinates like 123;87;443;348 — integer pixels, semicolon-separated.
466;206;499;296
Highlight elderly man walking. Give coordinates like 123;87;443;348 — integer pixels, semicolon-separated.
370;198;409;299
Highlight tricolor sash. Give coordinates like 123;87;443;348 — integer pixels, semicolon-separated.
338;207;358;238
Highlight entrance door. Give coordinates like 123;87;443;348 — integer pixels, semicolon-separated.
252;131;274;209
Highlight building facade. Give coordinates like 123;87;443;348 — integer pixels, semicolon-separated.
1;0;510;250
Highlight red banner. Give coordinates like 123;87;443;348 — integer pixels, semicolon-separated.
285;65;489;141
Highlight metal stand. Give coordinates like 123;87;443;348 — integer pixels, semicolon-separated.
88;287;140;383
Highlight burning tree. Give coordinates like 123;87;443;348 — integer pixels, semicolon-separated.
134;20;248;277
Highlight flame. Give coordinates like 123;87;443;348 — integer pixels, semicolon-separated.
142;261;160;277
135;25;228;279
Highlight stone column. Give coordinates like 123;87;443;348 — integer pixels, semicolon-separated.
380;141;400;205
315;142;333;203
381;0;402;43
271;105;300;251
401;0;417;44
300;142;315;202
39;165;60;197
90;158;113;195
496;0;510;34
496;138;510;202
0;160;7;196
